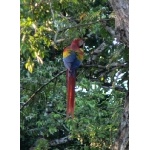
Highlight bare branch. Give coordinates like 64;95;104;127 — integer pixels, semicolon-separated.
20;70;66;111
87;42;107;62
102;84;126;92
60;19;109;32
49;135;72;146
100;20;116;36
105;26;115;36
84;63;127;69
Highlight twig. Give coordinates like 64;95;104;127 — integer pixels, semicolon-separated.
20;70;66;111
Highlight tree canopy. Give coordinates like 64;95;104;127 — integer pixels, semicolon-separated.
20;0;128;149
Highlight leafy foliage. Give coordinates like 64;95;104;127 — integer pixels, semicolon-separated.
20;0;128;149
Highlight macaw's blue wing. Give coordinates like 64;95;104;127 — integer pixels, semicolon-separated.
63;51;81;76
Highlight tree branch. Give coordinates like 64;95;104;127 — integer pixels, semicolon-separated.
100;19;116;36
84;63;127;69
30;136;73;149
53;19;110;44
87;42;107;62
49;135;72;146
20;70;66;111
62;20;100;30
102;84;126;92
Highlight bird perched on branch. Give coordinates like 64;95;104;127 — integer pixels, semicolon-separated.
63;38;84;118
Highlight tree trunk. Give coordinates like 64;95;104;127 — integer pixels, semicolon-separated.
109;0;129;47
109;0;129;150
112;93;129;150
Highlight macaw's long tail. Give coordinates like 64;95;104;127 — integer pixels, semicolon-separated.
66;70;76;118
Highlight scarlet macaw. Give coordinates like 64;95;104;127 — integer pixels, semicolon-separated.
63;38;84;118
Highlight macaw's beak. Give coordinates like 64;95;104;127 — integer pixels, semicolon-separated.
79;41;85;48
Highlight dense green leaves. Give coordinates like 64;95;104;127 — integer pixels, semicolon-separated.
20;0;128;149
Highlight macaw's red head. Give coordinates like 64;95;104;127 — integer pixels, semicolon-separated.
70;38;84;50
